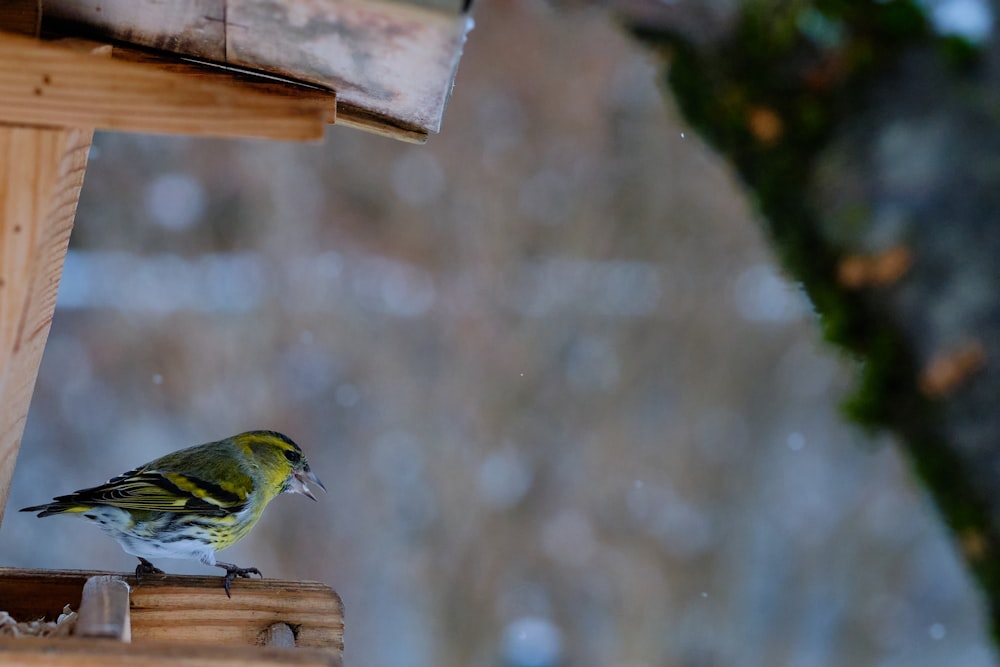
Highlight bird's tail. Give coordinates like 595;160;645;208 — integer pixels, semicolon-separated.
20;499;90;517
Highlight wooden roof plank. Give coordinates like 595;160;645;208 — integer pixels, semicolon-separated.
226;0;469;137
41;0;226;60
40;0;471;141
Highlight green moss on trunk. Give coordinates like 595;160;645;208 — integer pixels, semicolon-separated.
631;0;1000;641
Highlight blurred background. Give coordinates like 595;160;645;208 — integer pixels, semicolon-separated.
0;1;995;665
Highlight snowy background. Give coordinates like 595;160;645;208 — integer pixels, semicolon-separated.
1;1;995;665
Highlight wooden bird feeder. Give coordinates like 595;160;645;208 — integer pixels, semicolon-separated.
0;0;473;664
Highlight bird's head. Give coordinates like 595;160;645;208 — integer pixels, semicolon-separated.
238;430;326;501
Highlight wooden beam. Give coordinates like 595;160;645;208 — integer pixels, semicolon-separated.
0;124;92;527
109;46;337;125
0;32;329;141
0;569;344;656
0;637;341;667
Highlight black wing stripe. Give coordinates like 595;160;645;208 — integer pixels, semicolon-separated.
166;475;244;508
48;472;240;516
135;473;238;514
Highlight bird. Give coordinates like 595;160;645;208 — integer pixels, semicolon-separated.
20;430;325;597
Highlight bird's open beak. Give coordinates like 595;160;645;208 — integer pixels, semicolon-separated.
290;466;327;501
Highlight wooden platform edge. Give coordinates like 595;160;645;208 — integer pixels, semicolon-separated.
0;636;342;667
0;568;344;655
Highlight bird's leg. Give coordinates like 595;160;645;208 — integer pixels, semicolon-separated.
135;557;164;582
214;560;263;598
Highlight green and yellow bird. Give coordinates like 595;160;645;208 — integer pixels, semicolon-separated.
21;430;325;596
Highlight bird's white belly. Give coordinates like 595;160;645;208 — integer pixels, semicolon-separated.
114;533;217;565
80;506;218;566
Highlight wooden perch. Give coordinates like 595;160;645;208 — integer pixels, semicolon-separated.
0;568;344;655
128;574;344;650
41;0;472;142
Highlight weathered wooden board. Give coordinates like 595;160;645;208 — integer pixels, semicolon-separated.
41;0;472;142
37;1;225;59
0;568;344;655
0;33;330;141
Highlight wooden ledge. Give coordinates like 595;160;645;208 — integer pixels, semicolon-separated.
0;568;343;658
0;636;340;667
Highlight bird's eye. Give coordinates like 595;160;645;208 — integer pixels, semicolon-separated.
283;449;302;464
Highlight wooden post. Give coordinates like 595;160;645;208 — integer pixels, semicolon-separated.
76;576;132;641
0;124;93;527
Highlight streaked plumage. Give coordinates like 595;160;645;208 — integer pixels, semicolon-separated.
21;430;325;596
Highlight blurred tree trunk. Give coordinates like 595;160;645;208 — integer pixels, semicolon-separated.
598;0;1000;642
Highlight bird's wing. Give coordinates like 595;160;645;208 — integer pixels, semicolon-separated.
53;466;250;515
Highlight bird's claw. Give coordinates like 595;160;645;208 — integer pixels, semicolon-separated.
135;557;164;582
219;563;263;598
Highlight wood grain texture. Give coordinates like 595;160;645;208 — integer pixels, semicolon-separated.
0;637;341;667
130;576;344;652
0;568;344;656
110;46;337;125
41;0;472;140
0;125;92;528
0;32;329;141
